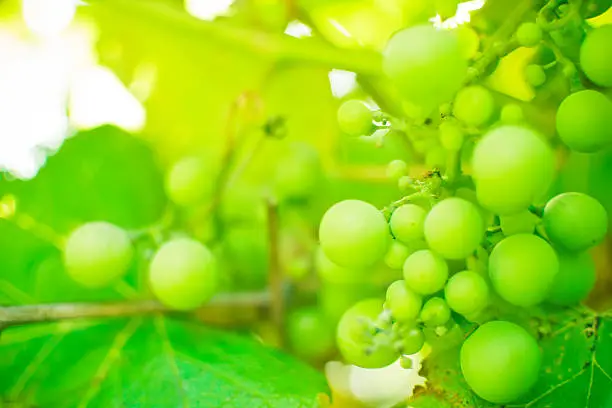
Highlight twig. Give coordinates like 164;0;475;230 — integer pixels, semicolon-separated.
266;197;285;346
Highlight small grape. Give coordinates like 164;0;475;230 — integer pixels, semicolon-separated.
489;234;558;307
424;198;484;260
337;100;373;136
386;159;408;181
439;121;465;151
149;238;218;310
500;103;524;124
390;204;427;244
319;200;390;268
542;192;608;252
287;307;335;360
165;156;215;206
385;280;423;322
274;142;322;201
455;25;480;60
319;282;376;323
315;246;367;284
63;222;133;288
419;297;451;327
547;251;596;305
384;241;411;270
581;0;612;18
499;210;537;236
453;85;495;127
434;0;459;19
461;321;541;404
396;326;425;355
403;250;449;295
580;25;612;87
516;22;542;47
445;270;489;315
524;65;546;87
398;176;415;193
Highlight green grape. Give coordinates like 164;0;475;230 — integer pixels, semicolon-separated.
274;141;322;201
439;121;465;151
516;22;542;47
455;25;480;60
337;100;373;136
63;222;133;289
386;159;408;180
398;175;415;193
444;270;489;315
315;246;367;284
452;85;495;127
524;64;546;87
542;192;608;252
424;198;484;260
419;297;451;327
499;210;537;236
500;103;524;124
384;241;411;270
472;126;555;215
580;25;612;87
547;251;596;305
489;234;558;307
402;0;436;26
319;281;377;324
165;156;216;206
149;238;218;310
434;0;459;19
221;226;268;290
581;0;612;18
385;280;423;322
319;200;390;268
395;325;425;355
336;299;398;368
287;307;335;360
461;321;540;404
390;204;427;244
556;90;612;153
383;24;467;110
403;249;449;295
425;146;447;169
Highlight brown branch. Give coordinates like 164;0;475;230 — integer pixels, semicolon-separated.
266;197;285;346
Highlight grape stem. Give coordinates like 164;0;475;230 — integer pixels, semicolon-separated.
266;197;286;346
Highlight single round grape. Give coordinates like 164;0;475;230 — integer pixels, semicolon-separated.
337;299;398;368
580;25;612;87
149;238;218;310
385;280;423;322
403;249;449;295
445;270;489;315
396;326;425;355
64;222;133;288
499;210;537;236
500;103;524;124
398;175;415;193
434;0;459;19
390;204;427;244
287;307;335;360
165;157;215;206
419;297;451;327
383;24;467;110
472;126;555;215
319;281;376;324
516;22;542;47
384;241;411;270
524;64;546;87
453;85;495;127
547;251;596;305
489;234;558;307
581;0;612;18
461;321;540;404
315;246;368;284
542;192;608;252
556;90;612;153
424;198;484;260
386;159;408;181
319;200;389;268
274;141;322;201
337;100;373;136
455;25;480;60
439;121;465;151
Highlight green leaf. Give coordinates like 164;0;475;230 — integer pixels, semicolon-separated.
0;317;328;407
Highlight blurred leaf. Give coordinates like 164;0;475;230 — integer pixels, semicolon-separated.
0;317;328;407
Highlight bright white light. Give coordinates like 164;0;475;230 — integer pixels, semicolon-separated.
432;0;485;29
284;20;312;38
22;0;80;37
328;69;357;98
328;19;353;38
185;0;234;21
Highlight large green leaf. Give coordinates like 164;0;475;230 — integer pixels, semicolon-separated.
0;317;328;407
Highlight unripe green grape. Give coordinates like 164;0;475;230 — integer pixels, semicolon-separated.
337;100;373;136
452;85;495;127
524;64;546;87
287;307;335;360
398;175;415;193
402;0;436;26
221;226;268;290
424;198;484;260
499;210;537;236
385;280;423;322
516;22;542;47
439;121;465;151
384;241;411;270
547;251;596;305
63;222;133;289
581;0;612;18
386;159;408;181
390;204;427;244
419;297;451;327
580;25;612;87
542;192;608;252
319;281;376;324
434;0;459;19
319;200;389;268
500;103;524;124
337;299;398;368
425;146;447;169
315;246;367;284
455;25;480;60
472;126;555;215
274;141;322;201
403;249;449;295
165;157;215;206
149;238;218;310
489;234;558;307
383;25;467;110
461;321;540;404
556;90;612;153
445;270;489;315
396;326;425;355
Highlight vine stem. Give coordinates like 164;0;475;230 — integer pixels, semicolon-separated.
266;197;286;346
